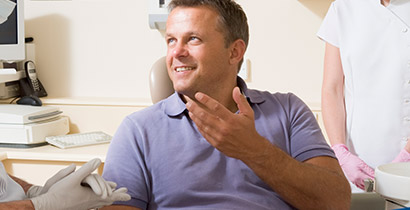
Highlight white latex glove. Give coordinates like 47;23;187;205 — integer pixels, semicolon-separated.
31;158;131;210
26;164;76;198
81;173;118;199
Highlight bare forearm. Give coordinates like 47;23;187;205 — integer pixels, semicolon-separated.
322;42;346;146
9;175;33;193
241;140;350;210
321;89;346;146
0;199;34;209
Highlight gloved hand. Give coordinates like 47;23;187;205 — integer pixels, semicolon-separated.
332;144;375;190
27;162;117;199
26;164;76;198
392;148;410;163
31;158;131;210
81;173;118;199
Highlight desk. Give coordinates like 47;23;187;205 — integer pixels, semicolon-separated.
0;143;109;185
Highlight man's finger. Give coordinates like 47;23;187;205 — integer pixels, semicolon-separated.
232;87;253;117
186;97;222;133
188;101;224;139
194;92;232;119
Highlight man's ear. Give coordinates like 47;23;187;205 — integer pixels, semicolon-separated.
229;39;246;65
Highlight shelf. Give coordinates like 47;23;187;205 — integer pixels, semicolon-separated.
0;96;153;107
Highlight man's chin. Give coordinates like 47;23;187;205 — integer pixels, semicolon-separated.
176;89;196;103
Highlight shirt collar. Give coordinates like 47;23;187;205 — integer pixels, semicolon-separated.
163;92;187;117
163;76;265;117
237;76;265;104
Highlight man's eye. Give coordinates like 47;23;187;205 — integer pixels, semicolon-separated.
167;38;176;45
189;37;200;42
189;37;201;44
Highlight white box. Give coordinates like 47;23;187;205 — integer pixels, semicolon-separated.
0;105;70;146
0;116;69;145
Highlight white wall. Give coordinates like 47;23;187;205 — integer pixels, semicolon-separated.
24;0;165;100
238;0;331;105
21;0;333;133
24;0;332;102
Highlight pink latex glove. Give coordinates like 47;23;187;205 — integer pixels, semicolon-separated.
332;144;375;190
392;149;410;163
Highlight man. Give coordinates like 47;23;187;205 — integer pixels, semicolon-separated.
102;0;351;209
0;158;131;209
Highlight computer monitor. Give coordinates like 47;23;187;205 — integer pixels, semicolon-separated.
0;0;25;63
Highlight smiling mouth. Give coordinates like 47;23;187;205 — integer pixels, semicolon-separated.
175;67;195;72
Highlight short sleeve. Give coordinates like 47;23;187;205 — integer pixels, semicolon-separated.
287;94;335;162
102;117;150;209
317;2;340;48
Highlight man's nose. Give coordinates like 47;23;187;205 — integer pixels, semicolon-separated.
172;43;189;58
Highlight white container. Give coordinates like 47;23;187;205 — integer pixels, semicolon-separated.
375;162;410;209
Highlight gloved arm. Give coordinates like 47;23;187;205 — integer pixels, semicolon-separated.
31;158;131;210
332;144;374;190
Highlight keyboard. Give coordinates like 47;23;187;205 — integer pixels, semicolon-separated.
46;131;112;149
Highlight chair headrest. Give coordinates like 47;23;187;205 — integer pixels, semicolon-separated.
149;56;175;103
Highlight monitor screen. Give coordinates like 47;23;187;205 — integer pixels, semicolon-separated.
0;0;25;63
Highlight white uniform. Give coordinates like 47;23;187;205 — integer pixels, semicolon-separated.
0;162;26;202
318;0;410;169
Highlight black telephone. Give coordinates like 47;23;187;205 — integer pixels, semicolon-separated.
19;60;47;97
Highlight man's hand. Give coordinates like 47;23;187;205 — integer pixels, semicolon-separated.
185;87;268;160
332;144;374;189
31;158;131;210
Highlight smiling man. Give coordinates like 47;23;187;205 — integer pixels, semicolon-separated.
102;0;350;209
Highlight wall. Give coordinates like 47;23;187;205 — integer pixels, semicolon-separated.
20;0;332;134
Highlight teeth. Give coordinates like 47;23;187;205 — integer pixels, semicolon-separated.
176;67;194;72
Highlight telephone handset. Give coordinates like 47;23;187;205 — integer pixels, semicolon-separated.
19;60;47;97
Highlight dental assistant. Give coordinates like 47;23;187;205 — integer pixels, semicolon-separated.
318;0;410;191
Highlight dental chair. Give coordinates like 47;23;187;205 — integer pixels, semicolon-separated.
149;56;174;103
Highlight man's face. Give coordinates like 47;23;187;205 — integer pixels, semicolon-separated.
165;6;236;99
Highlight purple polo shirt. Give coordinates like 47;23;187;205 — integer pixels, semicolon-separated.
103;77;335;210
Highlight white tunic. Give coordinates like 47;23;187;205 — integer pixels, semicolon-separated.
318;0;410;169
0;162;26;202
